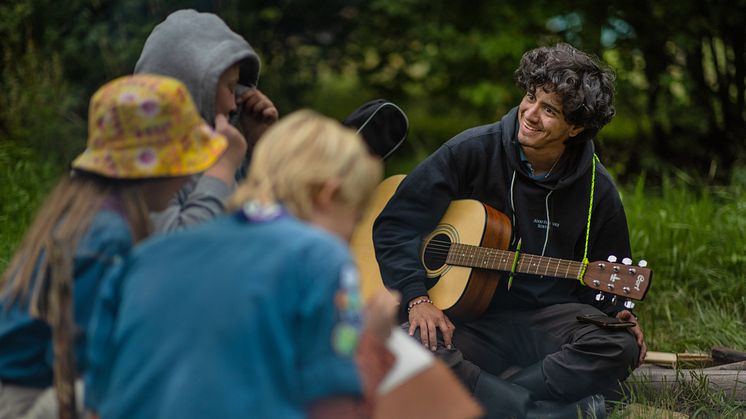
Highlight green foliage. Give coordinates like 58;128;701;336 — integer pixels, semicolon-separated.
0;40;85;164
0;142;60;272
1;0;744;181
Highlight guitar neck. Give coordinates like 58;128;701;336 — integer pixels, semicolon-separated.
446;242;585;280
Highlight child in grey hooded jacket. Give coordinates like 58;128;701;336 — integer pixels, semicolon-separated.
135;9;279;232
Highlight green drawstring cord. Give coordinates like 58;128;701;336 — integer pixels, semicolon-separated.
578;154;598;285
507;239;522;290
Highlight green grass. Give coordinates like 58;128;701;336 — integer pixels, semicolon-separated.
624;171;746;353
609;171;746;417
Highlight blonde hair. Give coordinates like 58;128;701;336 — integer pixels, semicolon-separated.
228;110;383;219
1;174;151;319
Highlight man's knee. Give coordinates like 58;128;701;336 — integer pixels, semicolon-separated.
589;328;639;379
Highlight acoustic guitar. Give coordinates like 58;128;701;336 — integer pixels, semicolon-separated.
350;175;652;320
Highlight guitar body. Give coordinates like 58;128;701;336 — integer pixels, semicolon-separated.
421;201;511;320
351;175;407;303
351;175;512;320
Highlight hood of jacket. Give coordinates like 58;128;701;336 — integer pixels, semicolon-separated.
499;106;595;191
134;9;260;124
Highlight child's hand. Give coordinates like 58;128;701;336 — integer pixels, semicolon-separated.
205;114;247;185
363;290;399;343
236;88;278;147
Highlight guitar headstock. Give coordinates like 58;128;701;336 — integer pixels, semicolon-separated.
583;256;652;306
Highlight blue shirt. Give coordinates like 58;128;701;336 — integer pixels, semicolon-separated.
0;207;132;387
86;211;363;419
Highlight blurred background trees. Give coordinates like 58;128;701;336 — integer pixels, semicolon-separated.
1;0;744;180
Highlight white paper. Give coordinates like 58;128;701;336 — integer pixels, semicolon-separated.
377;327;435;395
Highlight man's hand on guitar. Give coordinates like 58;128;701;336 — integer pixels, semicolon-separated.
407;296;455;351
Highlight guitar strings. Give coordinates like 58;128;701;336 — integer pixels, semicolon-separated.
423;241;643;297
424;239;585;277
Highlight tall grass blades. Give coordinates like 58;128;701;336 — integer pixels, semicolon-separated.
624;171;746;352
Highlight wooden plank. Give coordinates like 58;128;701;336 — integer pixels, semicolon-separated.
643;351;712;369
712;347;746;364
644;351;677;368
706;360;746;371
676;353;713;369
628;366;746;401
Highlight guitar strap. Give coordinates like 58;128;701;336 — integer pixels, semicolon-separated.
578;154;598;285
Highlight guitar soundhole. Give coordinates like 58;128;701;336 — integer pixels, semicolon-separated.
423;233;451;271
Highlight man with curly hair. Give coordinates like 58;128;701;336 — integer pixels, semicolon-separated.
373;43;646;418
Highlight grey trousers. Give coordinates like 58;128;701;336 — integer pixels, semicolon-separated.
20;380;86;419
408;303;639;401
0;382;43;419
0;380;86;419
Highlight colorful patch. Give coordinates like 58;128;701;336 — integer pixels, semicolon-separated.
332;263;363;356
332;323;359;356
242;200;285;223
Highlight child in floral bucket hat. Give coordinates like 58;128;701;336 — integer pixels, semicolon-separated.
0;74;228;418
73;74;227;179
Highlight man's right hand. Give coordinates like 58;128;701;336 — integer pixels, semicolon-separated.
407;297;455;351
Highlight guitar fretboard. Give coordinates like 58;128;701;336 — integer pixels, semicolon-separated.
445;242;585;279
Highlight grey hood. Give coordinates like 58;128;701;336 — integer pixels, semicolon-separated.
135;9;260;123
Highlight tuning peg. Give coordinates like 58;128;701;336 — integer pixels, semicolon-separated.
624;300;636;310
638;260;648;268
622;257;632;266
607;255;617;263
595;292;605;302
611;296;617;304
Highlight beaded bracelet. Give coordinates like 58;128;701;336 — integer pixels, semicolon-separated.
407;297;433;313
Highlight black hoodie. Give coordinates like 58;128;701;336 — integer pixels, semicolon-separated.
373;107;632;318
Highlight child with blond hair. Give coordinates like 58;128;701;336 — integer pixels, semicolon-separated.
85;110;395;418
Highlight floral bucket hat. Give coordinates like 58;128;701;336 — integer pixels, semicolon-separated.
72;74;227;178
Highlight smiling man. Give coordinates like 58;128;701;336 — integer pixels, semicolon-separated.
373;43;645;418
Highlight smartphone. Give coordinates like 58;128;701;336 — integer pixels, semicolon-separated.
576;314;636;329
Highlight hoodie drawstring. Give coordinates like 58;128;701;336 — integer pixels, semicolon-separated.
541;190;554;256
509;170;518;247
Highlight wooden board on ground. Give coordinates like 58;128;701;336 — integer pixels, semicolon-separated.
706;360;746;371
629;365;746;401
